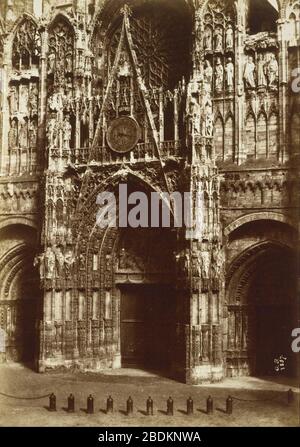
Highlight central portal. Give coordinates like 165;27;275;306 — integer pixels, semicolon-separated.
120;284;174;370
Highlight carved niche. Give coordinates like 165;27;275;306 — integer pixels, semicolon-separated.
7;18;41;175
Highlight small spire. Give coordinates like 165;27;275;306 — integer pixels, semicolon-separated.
120;4;132;18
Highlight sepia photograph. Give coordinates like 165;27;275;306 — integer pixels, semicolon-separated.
0;0;299;438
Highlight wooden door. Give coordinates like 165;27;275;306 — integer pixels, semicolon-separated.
120;285;173;369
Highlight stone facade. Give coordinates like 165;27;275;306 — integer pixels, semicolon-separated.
0;0;299;383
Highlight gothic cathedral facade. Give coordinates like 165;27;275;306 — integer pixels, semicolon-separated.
0;0;299;383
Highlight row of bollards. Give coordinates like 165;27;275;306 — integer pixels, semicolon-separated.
49;393;235;415
49;389;294;415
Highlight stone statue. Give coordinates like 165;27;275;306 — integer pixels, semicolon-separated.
257;53;267;87
214;28;223;52
29;84;38;115
8;86;18;114
203;27;212;51
243;56;256;89
48;52;55;74
225;24;234;49
47;118;57;148
63;116;72;150
34;253;45;279
8;120;18;149
118;51;131;77
64;250;74;277
19;119;28;148
266;53;278;89
204;59;213;92
215;58;224;92
56;248;65;276
225;57;234;91
28;119;37;147
189;96;201;134
204;97;214;137
45;246;56;279
19;85;29;114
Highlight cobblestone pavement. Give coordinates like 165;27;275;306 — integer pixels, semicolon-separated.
0;364;299;427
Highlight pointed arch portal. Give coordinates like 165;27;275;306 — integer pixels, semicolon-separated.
226;242;297;377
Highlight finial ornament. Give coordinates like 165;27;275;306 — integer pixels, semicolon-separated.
120;4;132;18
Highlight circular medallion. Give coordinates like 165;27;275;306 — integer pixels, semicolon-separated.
106;116;140;153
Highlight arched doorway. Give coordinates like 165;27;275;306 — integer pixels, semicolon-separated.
115;227;176;372
226;242;297;378
0;225;40;367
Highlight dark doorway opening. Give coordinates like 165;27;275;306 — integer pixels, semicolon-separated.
255;305;293;376
120;284;174;371
248;246;297;378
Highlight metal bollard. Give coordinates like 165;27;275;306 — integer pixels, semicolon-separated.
146;396;154;416
49;393;56;412
206;395;213;414
287;389;294;405
67;394;75;413
167;396;174;415
106;395;114;414
187;397;193;415
87;394;94;414
127;396;133;415
226;396;233;415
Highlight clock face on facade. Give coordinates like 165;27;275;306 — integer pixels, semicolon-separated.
106;116;140;153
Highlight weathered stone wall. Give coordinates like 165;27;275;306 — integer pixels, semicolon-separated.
0;0;298;382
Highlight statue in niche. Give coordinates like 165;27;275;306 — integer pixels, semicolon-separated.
19;85;29;114
66;51;73;73
29;84;38;115
257;53;267;87
34;253;45;279
48;88;64;112
56;247;65;276
45;246;56;279
202;328;209;361
48;52;55;74
79;253;85;270
243;56;256;89
19;119;28;148
225;57;234;91
63;116;72;150
225;24;234;49
77;51;84;71
266;53;278;89
189;96;201;134
118;51;131;78
28;119;37;147
119;247;143;271
8;86;18;114
64;250;74;277
214;28;223;52
204;96;214;137
201;251;210;281
203;27;213;50
215;57;224;92
204;59;213;92
46;117;58;148
8;120;18;149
